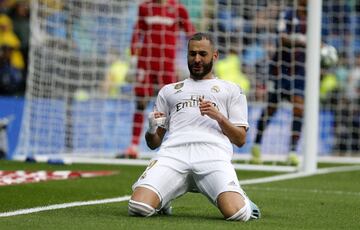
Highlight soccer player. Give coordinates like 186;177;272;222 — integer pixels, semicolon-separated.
121;0;196;158
251;0;308;164
127;32;261;221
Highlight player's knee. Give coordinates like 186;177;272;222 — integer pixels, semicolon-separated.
225;198;252;222
128;199;156;217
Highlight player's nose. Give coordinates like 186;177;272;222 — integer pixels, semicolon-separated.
194;54;202;62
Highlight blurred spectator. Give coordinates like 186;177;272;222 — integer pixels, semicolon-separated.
0;0;16;14
0;13;24;95
320;70;338;103
321;53;348;103
0;44;23;95
322;0;352;59
101;49;130;98
0;14;24;70
215;48;250;95
8;0;30;90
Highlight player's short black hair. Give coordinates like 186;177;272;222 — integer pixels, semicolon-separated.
188;32;216;49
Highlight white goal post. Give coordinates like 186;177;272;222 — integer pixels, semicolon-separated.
303;0;322;173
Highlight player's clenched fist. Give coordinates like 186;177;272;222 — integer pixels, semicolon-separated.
199;97;222;122
147;111;166;134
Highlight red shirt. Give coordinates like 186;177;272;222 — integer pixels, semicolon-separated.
131;0;195;71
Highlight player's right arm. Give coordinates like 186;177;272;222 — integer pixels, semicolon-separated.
145;88;169;149
145;112;167;150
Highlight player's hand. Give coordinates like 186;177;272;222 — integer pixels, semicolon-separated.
199;97;222;122
147;111;166;134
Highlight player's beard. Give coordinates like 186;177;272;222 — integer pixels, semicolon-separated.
188;58;213;80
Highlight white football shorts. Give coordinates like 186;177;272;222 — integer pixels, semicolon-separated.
132;143;244;209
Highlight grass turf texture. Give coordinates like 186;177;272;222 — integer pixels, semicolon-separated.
0;160;359;230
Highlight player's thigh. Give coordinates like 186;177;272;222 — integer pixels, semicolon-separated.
193;160;243;206
132;157;189;208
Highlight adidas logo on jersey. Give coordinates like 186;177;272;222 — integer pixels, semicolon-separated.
227;181;237;186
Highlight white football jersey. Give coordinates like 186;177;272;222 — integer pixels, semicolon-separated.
155;77;249;153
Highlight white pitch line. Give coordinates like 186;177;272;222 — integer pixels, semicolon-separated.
0;196;130;217
246;186;360;197
240;164;360;185
1;165;359;218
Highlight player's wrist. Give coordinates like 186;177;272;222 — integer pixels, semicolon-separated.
147;112;157;134
147;126;157;134
218;117;226;126
147;113;166;134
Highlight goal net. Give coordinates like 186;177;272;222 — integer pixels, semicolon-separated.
14;0;359;163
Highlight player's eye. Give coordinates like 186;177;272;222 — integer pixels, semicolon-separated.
188;51;207;57
189;51;197;56
199;51;207;57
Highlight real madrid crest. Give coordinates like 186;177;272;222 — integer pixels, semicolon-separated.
211;85;220;93
174;82;184;90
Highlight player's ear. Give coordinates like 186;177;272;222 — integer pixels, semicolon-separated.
213;49;219;61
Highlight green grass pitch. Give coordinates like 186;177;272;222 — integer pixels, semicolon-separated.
0;160;359;230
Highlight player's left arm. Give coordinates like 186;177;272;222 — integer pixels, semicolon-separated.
199;98;246;147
